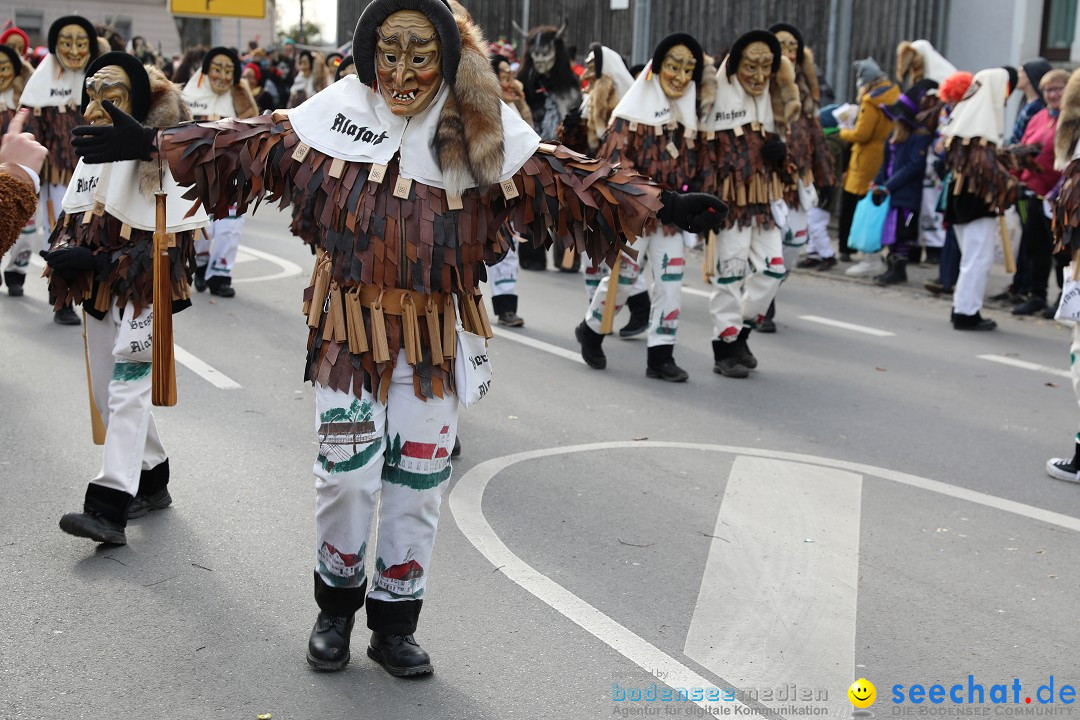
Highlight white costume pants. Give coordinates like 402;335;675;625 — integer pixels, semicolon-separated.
202;216;245;280
85;303;168;497
3;218;36;276
806;206;835;259
583;251;649;301
584;228;684;346
952;217;998;315
37;182;65;242
489;245;519;298
709;223;785;341
1072;325;1080;441
780;207;809;272
313;350;457;605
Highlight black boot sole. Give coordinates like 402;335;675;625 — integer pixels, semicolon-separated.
127;491;173;519
574;324;606;370
645;367;689;382
306;649;351;671
618;323;648;339
59;514;126;545
366;645;433;677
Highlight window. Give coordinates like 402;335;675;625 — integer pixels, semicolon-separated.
1041;0;1078;61
14;10;43;47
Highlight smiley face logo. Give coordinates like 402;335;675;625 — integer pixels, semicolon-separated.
848;678;876;708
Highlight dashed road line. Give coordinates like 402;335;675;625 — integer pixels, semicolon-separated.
175;345;242;389
491;327;586;365
798;315;896;337
977;354;1071;379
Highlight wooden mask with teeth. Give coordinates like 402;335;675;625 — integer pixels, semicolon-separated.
375;10;443;116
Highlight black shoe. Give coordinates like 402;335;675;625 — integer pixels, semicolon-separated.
874;256;907;286
575;321;606;369
839;252;852;263
1042;302;1059;320
306;612;355;671
712;340;749;378
59;510;126;544
367;632;433;677
1012;296;1047;316
451;436;461;458
816;256;838;271
3;270;25;296
619;291;650;339
924;279;945;294
989;289;1021;304
54;305;81;325
194;270;208;292
645;345;689;382
733;327;757;369
207;276;235;298
796;256;821;269
951;311;997;331
497;311;524;327
127;488;173;519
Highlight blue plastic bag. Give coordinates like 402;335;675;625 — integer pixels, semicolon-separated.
848;193;890;254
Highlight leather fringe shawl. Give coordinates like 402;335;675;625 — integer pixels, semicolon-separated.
28;105;80;186
159;115;661;400
45;209;195;318
708;126;793;230
944;137;1021;216
1053;159;1080;252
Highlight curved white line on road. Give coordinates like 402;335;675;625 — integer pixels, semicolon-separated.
230;244;305;284
449;442;1080;711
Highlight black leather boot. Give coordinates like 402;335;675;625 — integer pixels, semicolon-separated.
951;311;997;330
59;484;131;545
619;291;651;338
128;459;172;519
757;300;777;333
712;339;749;378
575;321;606;369
874;254;908;286
54;304;81;325
733;327;757;369
3;270;25;297
367;632;434;677
645;344;689;382
307;612;355;671
207;276;235;298
491;293;524;327
193;266;208;292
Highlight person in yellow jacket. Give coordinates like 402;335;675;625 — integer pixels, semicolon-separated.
838;58;900;271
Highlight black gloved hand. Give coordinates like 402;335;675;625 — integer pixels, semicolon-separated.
43;246;97;279
71;100;157;164
817;185;834;208
658;190;728;234
562;103;582;131
761;137;787;163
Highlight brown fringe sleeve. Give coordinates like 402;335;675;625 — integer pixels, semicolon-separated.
0;164;36;259
710;126;793;230
944;137;1020;216
25;106;80;185
497;144;663;268
1054;159;1080;252
786;113;836;190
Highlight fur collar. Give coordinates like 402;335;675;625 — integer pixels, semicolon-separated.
1056;69;1080;169
138;65;191;197
797;46;820;116
698;57;718;123
432;11;504;196
231;81;258;120
897;41;923;87
11;62;32;107
769;55;800;136
586;73;618;151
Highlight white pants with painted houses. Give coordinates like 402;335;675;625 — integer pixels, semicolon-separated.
197;216;245;280
709;223;785;341
37;182;65;243
583;228;684;346
583;251;649;301
952;216;998;316
3;218;37;276
806;206;835;259
313;350;457;605
85;303;168;497
488;244;519;298
780;207;809;273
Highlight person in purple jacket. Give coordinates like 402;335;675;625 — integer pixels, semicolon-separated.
870;79;937;285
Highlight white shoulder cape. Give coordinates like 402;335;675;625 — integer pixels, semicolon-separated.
19;55;82;109
701;58;776;133
182;71;237;119
610;61;698;130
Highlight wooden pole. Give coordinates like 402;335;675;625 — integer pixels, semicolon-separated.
599;253;621;335
998;215;1016;275
83;309;106;445
152;191;177;406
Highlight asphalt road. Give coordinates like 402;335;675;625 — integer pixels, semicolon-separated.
2;206;1079;720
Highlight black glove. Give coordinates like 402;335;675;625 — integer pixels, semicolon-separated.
71;100;157;164
761;137;787;163
817;185;834;208
43;246;103;279
562;103;582;131
658;190;728;234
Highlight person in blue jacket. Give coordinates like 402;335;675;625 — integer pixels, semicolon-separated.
870;79;938;285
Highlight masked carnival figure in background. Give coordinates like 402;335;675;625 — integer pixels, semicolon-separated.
288;49;328;107
560;43;653;338
72;0;723;677
1;25;30;60
0;43;41;298
704;30;799;377
576;32;720;382
181;47;258;298
48;52;207;545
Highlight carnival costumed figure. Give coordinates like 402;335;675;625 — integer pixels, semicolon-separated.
0;43;41;297
181;46;258;298
942;66;1019;330
704;31;799;378
1;25;31;60
288;49;328;107
49;52;208;545
71;0;723;676
575;32;718;382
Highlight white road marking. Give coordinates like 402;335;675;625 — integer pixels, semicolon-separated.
977;354;1071;379
450;441;1080;711
230;244;304;283
683;286;711;299
491;327;586;365
684;457;860;704
798;315;895;337
174;345;242;389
